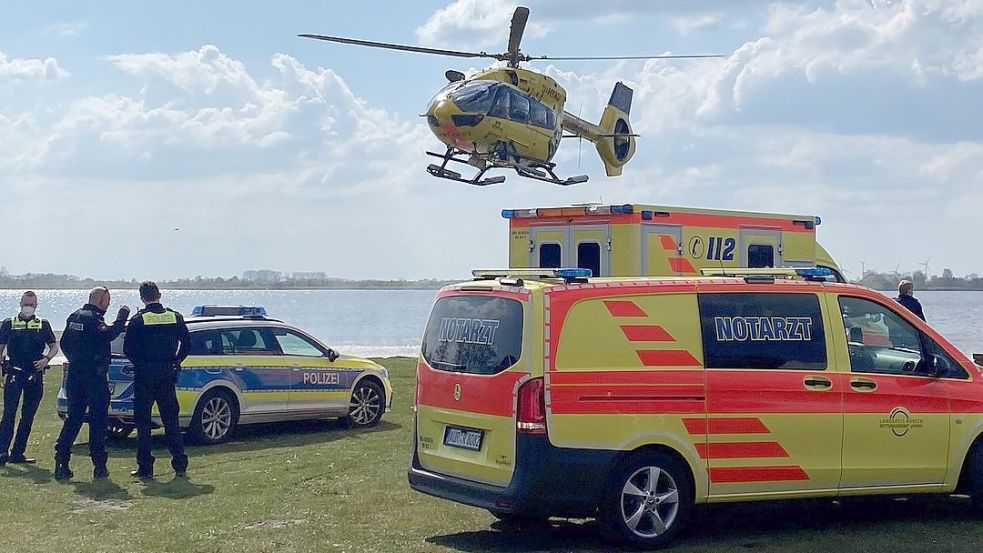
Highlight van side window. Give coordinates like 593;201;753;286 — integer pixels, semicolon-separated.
539;243;561;268
838;296;929;376
699;293;827;370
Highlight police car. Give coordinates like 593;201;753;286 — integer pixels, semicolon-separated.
57;306;393;444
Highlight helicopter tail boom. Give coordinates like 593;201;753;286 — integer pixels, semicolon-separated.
561;82;637;177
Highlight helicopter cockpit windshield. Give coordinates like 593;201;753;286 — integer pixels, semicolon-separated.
450;80;497;113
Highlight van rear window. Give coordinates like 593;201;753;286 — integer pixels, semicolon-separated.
422;296;523;375
698;293;827;370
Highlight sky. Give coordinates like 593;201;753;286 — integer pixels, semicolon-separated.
1;0;981;281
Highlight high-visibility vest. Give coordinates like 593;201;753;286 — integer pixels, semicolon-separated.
10;315;43;331
142;311;178;326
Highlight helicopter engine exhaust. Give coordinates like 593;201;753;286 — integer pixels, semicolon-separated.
594;82;636;177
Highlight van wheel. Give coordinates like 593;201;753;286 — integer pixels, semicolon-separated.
190;389;238;445
966;443;983;513
343;380;384;428
603;451;693;548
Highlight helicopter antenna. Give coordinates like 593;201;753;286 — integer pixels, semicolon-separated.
507;7;530;68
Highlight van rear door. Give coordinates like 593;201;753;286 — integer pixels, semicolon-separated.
415;290;529;487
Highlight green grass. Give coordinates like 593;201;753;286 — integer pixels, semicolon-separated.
1;359;983;552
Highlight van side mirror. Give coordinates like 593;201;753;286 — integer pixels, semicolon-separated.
326;348;339;362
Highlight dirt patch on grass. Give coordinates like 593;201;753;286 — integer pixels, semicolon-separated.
70;499;134;513
243;519;305;530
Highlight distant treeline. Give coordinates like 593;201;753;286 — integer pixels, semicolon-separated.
854;269;983;291
0;269;459;290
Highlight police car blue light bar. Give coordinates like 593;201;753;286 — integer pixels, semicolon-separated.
192;305;267;317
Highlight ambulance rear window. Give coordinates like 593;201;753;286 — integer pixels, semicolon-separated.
422;296;523;375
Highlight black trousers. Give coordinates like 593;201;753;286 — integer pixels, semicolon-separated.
134;368;187;473
0;369;43;457
55;364;111;467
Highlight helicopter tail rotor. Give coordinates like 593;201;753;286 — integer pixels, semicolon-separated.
595;82;637;176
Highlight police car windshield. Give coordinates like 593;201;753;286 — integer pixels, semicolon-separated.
422;295;522;375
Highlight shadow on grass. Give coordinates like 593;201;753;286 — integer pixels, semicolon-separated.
1;463;53;484
72;477;133;501
69;418;402;460
428;497;981;552
139;477;215;499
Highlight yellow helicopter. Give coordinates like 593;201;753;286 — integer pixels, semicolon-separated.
301;7;720;186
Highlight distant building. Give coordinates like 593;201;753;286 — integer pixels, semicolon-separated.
242;270;284;283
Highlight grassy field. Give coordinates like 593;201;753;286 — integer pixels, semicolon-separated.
2;359;983;553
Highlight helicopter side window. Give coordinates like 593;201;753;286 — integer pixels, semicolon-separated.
545;106;556;130
452;81;496;113
509;90;530;123
530;100;549;129
489;86;510;119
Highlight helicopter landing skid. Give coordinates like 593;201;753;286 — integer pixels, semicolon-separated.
426;150;506;186
515;163;588;186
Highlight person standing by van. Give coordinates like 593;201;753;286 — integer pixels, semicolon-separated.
0;291;58;465
895;279;926;321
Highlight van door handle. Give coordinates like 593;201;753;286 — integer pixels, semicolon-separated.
850;378;877;391
291;365;301;372
233;364;245;372
803;376;832;390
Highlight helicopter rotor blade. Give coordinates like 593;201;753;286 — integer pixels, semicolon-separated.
529;54;725;61
299;34;496;60
507;7;530;60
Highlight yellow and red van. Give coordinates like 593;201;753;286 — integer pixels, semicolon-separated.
504;203;843;280
408;268;983;548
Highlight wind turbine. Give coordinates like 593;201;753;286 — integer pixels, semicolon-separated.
918;258;931;278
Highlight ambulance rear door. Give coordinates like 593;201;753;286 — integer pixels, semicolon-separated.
740;228;783;268
571;225;610;277
529;226;569;269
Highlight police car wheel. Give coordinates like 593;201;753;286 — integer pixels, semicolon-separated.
344;380;384;428
190;389;239;445
966;442;983;513
603;451;693;548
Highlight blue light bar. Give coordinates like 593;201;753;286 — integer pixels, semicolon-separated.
501;209;515;218
192;305;267;317
610;204;634;215
794;267;834;280
554;268;592;279
815;216;822;226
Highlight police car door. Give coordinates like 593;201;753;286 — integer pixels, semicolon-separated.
699;290;843;498
225;327;291;413
269;328;348;415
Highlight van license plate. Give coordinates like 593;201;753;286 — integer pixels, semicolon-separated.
443;426;483;451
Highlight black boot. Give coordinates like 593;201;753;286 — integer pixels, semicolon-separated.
9;454;36;464
0;453;8;466
54;462;74;481
93;465;110;479
130;468;153;479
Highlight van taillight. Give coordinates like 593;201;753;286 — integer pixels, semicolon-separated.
516;378;546;435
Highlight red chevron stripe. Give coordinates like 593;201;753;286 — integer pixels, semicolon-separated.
709;466;809;483
660;235;677;251
668;257;696;273
621;325;674;342
683;418;770;435
604;301;647;317
695;442;789;460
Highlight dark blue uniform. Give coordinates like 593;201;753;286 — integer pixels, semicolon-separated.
123;303;190;475
895;294;926;321
0;314;56;463
55;304;127;475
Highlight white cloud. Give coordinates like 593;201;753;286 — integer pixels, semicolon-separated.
415;0;551;50
44;20;89;38
0;52;69;83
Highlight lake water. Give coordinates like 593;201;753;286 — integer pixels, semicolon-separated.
0;289;980;359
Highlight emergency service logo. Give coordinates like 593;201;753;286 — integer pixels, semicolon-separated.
688;236;705;260
879;407;923;437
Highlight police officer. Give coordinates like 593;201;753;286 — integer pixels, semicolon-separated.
895;279;926;321
0;291;58;465
123;281;189;478
54;287;129;481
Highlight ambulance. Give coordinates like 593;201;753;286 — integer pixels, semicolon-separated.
408;268;983;548
504;203;844;281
